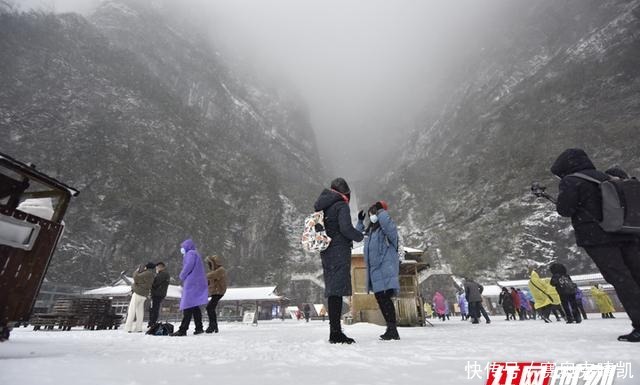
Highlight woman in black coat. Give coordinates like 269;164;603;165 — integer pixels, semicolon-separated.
499;287;516;321
314;178;364;344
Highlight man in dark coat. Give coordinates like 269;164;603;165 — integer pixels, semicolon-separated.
148;261;170;327
314;177;364;344
551;148;640;342
464;278;490;324
549;262;581;324
499;287;516;320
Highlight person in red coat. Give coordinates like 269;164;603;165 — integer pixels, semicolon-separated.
510;287;522;320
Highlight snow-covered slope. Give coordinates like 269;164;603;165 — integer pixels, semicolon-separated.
373;0;640;281
0;1;324;287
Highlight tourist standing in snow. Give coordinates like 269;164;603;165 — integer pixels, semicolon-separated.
464;278;490;324
522;289;537;320
549;263;581;324
591;284;616;319
510;288;522;320
205;255;227;333
124;262;155;333
575;288;588;320
499;287;516;320
314;178;364;344
528;270;563;323
551;149;640;342
433;292;447;321
356;201;401;340
457;291;469;321
424;302;433;319
518;289;532;320
171;239;208;336
148;261;170;328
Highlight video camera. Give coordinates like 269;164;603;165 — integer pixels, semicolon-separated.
530;182;556;204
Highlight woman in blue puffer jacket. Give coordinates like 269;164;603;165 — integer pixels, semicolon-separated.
356;200;400;340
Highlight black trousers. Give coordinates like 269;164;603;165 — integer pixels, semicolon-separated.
576;301;588;319
328;295;343;333
206;295;223;330
374;289;397;325
560;294;581;322
179;306;203;333
469;301;490;322
584;242;640;330
468;301;481;320
148;296;164;326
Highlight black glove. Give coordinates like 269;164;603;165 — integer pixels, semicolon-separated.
314;223;324;232
358;210;366;221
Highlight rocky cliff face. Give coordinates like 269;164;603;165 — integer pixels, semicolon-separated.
0;1;324;287
376;0;640;281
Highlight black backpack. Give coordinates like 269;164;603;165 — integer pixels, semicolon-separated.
556;275;577;295
570;173;640;234
146;322;174;336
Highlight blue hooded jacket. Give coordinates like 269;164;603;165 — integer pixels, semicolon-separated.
357;210;400;294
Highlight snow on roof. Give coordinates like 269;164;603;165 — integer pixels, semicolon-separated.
83;282;282;302
221;286;283;302
351;245;423;255
83;279;182;299
481;285;503;297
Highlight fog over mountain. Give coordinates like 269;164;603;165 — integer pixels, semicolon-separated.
16;0;511;179
3;0;640;291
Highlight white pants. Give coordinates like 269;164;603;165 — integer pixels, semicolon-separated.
124;293;147;332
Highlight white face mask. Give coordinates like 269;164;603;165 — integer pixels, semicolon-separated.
180;248;186;255
370;214;378;224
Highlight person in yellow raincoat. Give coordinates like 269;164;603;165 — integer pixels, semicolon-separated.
424;302;433;319
528;270;565;323
591;284;616;319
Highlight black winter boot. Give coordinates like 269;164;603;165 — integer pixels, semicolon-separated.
170;329;186;337
618;330;640;342
380;323;400;341
329;331;356;344
205;326;215;334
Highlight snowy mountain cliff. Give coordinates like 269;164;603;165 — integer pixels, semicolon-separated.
374;0;640;282
0;0;324;287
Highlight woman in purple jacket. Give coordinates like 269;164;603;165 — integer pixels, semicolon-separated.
171;239;209;336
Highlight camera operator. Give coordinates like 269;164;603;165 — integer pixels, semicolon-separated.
124;262;155;333
550;148;640;342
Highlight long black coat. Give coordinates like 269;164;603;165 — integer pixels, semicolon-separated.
551;149;635;247
314;189;364;297
499;291;515;313
151;270;170;298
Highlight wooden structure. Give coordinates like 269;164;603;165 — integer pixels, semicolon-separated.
30;298;122;331
218;286;288;323
0;152;79;341
350;246;429;326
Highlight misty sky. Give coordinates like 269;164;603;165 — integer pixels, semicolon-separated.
17;0;508;179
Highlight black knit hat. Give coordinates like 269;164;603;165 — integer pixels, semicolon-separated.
330;177;351;195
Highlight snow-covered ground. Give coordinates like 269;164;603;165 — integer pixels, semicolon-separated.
1;314;638;385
